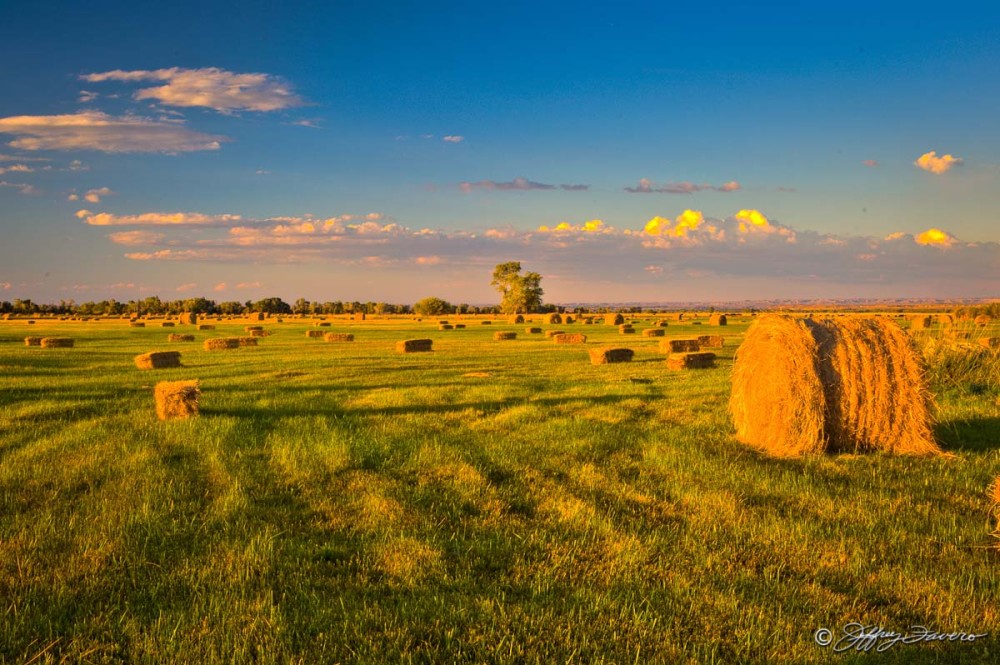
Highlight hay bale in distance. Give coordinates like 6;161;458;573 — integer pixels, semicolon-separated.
667;352;716;370
525;327;543;334
553;333;587;344
660;338;701;353
605;313;625;326
198;324;215;330
245;325;263;332
979;337;1000;350
545;330;565;338
155;380;200;420
911;315;932;329
178;312;197;325
508;314;525;324
543;313;562;325
315;322;332;327
238;337;258;347
305;330;325;338
24;336;42;346
397;339;432;353
249;330;269;337
494;331;517;341
40;337;74;348
697;335;725;348
161;322;175;328
619;325;635;334
709;313;728;326
454;324;466;329
730;314;939;458
643;328;665;338
167;333;195;342
480;321;492;325
130;322;146;328
203;337;240;350
324;333;355;342
564;315;575;324
975;315;992;327
439;324;454;330
589;347;634;365
353;312;366;321
135;351;182;369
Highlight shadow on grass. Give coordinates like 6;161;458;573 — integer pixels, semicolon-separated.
935;417;1000;453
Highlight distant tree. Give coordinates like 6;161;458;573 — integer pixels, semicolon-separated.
491;261;544;314
413;296;453;316
293;298;311;315
253;297;292;314
217;301;244;315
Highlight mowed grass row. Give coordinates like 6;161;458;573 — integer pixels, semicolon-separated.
0;317;998;664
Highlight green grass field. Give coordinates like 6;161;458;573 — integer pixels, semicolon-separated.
1;316;998;664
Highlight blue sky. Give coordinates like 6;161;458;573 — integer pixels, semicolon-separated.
1;0;997;304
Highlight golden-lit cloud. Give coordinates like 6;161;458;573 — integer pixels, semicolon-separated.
107;230;165;245
175;282;198;292
537;219;609;233
914;151;963;174
213;282;227;292
77;210;242;226
82;67;302;113
84;187;113;203
643;210;708;237
0;111;225;153
0;164;34;174
915;228;957;247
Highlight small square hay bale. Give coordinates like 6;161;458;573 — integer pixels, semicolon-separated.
203;337;241;350
135;350;182;369
40;337;74;348
315;322;331;327
525;327;543;334
438;320;450;325
643;328;665;337
305;330;325;338
155;380;200;420
589;347;634;365
161;322;175;328
255;312;266;321
397;338;433;353
245;325;263;332
167;333;195;342
708;313;728;326
494;331;517;340
660;338;701;353
238;337;258;347
198;324;215;330
26;320;35;325
605;313;625;326
353;312;366;321
545;330;566;338
619;325;635;334
454;324;466;329
692;321;703;325
553;333;587;344
979;337;1000;349
508;314;525;324
24;336;42;346
667;352;716;370
324;333;355;342
697;335;725;348
655;320;670;327
543;313;562;325
439;324;454;330
249;329;269;337
480;320;492;325
130;322;146;328
178;312;197;325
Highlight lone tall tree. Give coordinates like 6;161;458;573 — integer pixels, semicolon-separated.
491;262;544;314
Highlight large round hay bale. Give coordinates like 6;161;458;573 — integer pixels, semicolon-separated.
975;315;992;327
605;313;624;326
543;313;562;325
709;313;728;326
730;315;939;457
508;314;525;324
178;312;197;325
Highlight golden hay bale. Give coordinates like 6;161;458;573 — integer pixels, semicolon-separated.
975;315;992;327
589;347;634;365
494;331;517;341
315;322;332;327
480;320;492;325
660;338;700;353
454;324;466;329
619;325;635;334
564;315;575;324
167;333;195;342
672;313;686;321
509;314;525;324
654;320;670;327
203;337;240;350
667;352;716;370
324;333;355;342
178;312;197;325
130;322;145;328
197;324;215;330
26;320;35;325
730;314;939;457
238;337;258;347
910;315;932;329
553;333;587;344
643;328;665;337
135;351;182;369
354;312;366;321
605;313;624;326
40;337;74;348
155;380;199;420
438;320;449;325
255;312;265;321
305;330;325;338
697;335;725;348
543;313;562;325
245;325;263;332
525;327;542;334
161;322;175;328
544;330;565;338
24;336;42;346
439;324;454;330
937;314;953;327
250;330;269;337
979;337;1000;349
709;313;728;326
397;339;432;353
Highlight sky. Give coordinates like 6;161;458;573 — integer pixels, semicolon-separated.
1;0;998;305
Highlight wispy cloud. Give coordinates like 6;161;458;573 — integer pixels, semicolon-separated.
914;150;963;174
81;67;303;113
76;210;242;226
213;282;228;292
0;164;34;175
460;176;589;192
175;282;198;292
78;90;99;103
107;230;165;245
862;159;878;167
624;178;741;194
0;111;225;153
84;186;113;203
442;135;464;143
0;153;50;163
0;181;38;195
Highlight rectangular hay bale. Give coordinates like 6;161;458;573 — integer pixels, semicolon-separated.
667;352;716;370
697;335;724;348
494;331;517;340
135;351;182;369
643;328;665;337
660;338;701;353
40;337;74;348
203;337;241;350
397;338;433;353
553;333;587;344
589;347;634;365
324;333;355;342
155;380;200;420
168;333;196;342
24;336;42;346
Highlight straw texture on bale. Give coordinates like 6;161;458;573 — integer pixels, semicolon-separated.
697;335;725;348
605;313;625;326
589;347;634;365
667;352;716;370
135;351;182;369
730;314;939;457
661;338;701;353
238;337;258;347
509;315;525;324
198;324;215;330
155;380;200;420
543;313;562;325
305;330;325;338
980;337;1000;349
709;314;728;326
643;328;665;337
353;312;366;321
178;312;197;325
911;315;932;329
324;333;355;342
553;333;587;344
130;322;145;328
397;339;432;353
24;336;42;346
161;322;175;328
494;331;517;341
204;337;241;350
168;333;195;342
619;325;635;334
975;315;992;327
526;327;542;334
40;337;74;348
545;330;565;338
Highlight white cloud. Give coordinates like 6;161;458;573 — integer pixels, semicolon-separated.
78;90;99;103
442;135;464;143
914;151;963;174
82;67;303;113
0;111;225;153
